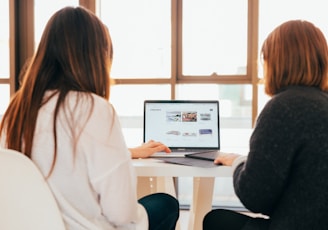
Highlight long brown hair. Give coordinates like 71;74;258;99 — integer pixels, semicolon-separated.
0;6;113;175
261;20;328;96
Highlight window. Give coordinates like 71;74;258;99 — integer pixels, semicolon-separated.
0;0;9;114
0;0;9;79
98;0;254;147
99;0;171;79
182;0;247;76
34;0;79;46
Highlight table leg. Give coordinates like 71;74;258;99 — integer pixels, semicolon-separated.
155;176;177;197
137;177;153;199
137;176;178;198
188;177;215;230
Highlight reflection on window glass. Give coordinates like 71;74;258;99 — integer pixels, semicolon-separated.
258;0;328;78
0;0;9;78
110;84;170;118
176;84;252;128
110;84;170;147
99;0;171;78
183;0;247;75
34;0;79;47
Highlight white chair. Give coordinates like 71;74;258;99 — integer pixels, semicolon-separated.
0;148;66;230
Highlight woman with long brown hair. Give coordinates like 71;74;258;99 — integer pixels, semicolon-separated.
0;6;178;230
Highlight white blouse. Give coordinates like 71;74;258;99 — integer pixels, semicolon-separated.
2;91;147;230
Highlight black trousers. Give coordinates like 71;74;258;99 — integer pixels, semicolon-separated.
203;209;251;230
138;193;180;230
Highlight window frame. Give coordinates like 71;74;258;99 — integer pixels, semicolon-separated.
9;0;260;126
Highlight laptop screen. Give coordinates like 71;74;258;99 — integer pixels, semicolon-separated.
143;100;220;150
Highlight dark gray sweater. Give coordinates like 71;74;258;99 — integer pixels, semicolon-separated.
234;86;328;230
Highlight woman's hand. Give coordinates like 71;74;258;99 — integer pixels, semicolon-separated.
129;140;171;159
214;152;242;166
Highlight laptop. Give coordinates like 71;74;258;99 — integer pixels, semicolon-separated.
143;100;220;157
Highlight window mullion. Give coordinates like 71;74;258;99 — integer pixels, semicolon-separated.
248;0;259;127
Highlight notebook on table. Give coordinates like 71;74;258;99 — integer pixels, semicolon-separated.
143;100;220;158
185;150;222;161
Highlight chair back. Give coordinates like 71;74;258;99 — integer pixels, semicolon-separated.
0;148;66;230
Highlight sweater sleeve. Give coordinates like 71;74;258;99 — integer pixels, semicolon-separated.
233;96;301;215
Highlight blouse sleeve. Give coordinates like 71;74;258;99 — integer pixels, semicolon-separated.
79;97;148;228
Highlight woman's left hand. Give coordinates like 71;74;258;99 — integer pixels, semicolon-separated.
213;152;241;166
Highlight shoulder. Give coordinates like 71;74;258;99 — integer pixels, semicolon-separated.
66;91;115;116
256;86;328;132
59;92;119;135
261;86;327;116
90;93;115;113
273;86;328;105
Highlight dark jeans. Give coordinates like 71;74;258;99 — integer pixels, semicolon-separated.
203;209;251;230
138;193;180;230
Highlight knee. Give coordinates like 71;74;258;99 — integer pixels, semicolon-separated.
139;192;179;214
204;209;219;224
203;209;250;230
156;193;180;214
203;209;228;229
139;192;180;229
